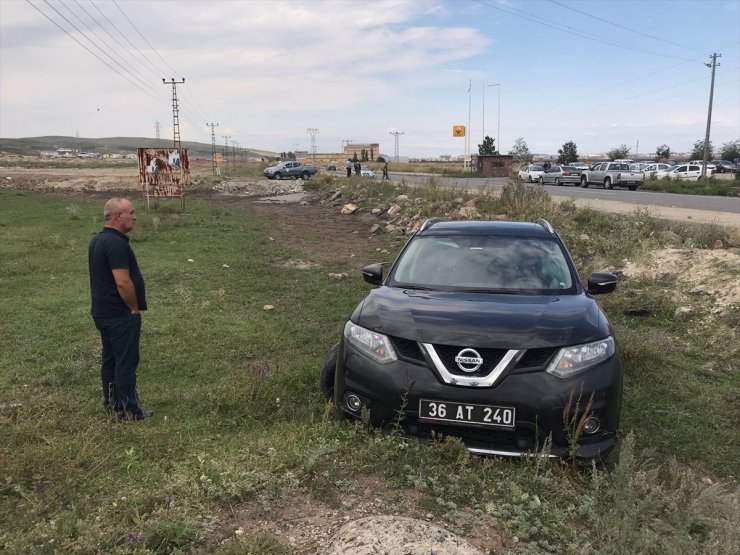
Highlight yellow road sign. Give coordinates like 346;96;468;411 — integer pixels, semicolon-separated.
453;125;466;137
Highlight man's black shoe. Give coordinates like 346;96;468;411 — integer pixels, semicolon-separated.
118;409;154;421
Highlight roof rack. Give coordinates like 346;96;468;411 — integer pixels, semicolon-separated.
419;217;444;232
535;219;555;234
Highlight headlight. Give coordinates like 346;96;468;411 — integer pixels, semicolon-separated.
344;321;397;364
546;337;615;378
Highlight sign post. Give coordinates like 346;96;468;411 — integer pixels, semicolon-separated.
138;148;190;212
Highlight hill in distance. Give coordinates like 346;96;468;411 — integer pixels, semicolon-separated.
0;136;277;159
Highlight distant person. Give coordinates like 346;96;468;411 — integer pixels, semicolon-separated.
88;198;153;421
382;162;389;180
354;161;361;176
544;161;551;171
346;159;352;178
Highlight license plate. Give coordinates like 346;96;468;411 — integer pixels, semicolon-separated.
419;399;515;429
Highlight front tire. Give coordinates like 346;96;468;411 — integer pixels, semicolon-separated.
580;176;589;188
527;175;532;183
554;178;560;186
320;343;339;402
273;172;282;180
539;176;544;185
604;177;613;190
628;185;637;191
302;171;310;180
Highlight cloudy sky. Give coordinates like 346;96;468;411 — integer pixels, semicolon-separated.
1;0;739;157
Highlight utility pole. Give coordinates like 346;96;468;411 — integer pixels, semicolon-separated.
162;78;185;149
155;120;161;141
702;52;721;178
389;131;404;163
307;128;319;160
636;140;639;158
222;135;230;174
206;123;219;175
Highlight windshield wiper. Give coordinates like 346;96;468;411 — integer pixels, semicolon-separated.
397;284;434;291
460;288;529;294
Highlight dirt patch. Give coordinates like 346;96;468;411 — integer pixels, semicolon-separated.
214;474;508;554
621;248;740;313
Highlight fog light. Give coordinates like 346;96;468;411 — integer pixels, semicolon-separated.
346;394;362;413
583;416;601;435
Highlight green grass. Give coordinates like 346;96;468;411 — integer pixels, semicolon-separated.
1;187;738;553
639;176;739;196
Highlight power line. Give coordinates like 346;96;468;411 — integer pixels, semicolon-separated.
25;0;165;105
56;0;162;97
471;0;695;62
548;0;706;54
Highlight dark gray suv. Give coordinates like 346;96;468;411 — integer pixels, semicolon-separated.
321;219;623;460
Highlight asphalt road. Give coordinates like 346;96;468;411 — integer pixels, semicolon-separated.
388;173;740;217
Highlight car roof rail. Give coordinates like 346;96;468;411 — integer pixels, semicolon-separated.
535;219;555;234
420;217;444;232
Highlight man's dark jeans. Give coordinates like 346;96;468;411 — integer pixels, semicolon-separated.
93;313;142;416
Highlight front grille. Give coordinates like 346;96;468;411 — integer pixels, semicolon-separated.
390;336;425;363
434;344;508;377
514;347;557;370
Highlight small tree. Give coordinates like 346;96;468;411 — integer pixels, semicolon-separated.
509;137;532;163
361;149;368;161
478;136;497;155
370;147;374;160
690;140;713;160
557;141;578;164
655;144;671;161
720;139;740;161
352;151;358;162
376;156;386;163
606;144;631;161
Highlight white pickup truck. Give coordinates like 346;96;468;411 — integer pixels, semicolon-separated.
580;162;644;190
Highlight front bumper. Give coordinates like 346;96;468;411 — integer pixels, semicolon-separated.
335;340;623;460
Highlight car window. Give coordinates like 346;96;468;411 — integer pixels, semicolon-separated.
532;165;544;171
389;235;575;293
676;166;687;172
689;165;700;171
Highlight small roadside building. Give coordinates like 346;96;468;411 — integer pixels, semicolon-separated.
477;154;513;177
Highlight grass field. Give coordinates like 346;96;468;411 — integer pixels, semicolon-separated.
1;184;738;553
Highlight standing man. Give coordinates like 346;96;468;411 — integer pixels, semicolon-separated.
382;162;389;180
346;159;352;178
88;198;153;421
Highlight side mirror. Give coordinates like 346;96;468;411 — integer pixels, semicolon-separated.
361;263;383;286
587;272;618;295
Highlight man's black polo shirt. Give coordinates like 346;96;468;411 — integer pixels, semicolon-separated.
88;227;147;318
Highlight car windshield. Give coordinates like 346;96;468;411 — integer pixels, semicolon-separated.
530;165;545;171
389;235;576;294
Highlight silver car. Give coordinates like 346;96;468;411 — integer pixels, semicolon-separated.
539;165;582;186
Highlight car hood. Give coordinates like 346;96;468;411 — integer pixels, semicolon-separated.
354;287;608;348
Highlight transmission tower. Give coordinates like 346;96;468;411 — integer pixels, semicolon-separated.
389;131;404;163
206;123;219;175
307;128;319;160
222;135;231;174
162;78;185;149
155;120;161;140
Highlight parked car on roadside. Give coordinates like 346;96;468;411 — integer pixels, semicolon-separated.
642;163;673;178
569;162;590;171
539;165;582;186
518;164;546;182
360;166;375;178
655;164;705;181
326;164;337;171
320;218;623;460
264;161;318;180
710;160;737;173
688;161;716;175
580;162;643;190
